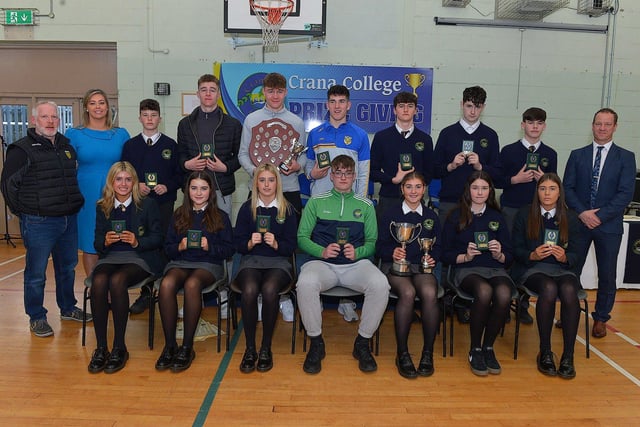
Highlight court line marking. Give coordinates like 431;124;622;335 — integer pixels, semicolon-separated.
576;334;640;387
193;318;243;427
0;269;24;281
0;254;25;266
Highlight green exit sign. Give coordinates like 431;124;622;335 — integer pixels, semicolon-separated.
5;10;34;26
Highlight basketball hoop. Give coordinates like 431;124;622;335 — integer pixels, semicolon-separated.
249;0;294;52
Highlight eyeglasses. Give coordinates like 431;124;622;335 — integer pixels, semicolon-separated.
331;170;354;178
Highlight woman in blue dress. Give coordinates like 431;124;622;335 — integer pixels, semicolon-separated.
66;88;130;276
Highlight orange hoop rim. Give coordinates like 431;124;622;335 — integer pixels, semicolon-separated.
250;0;295;12
250;0;294;25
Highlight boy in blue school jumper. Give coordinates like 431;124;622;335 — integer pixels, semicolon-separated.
495;107;557;323
122;98;183;313
496;107;557;232
433;86;500;224
370;91;434;218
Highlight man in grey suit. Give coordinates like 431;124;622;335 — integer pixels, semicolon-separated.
563;108;636;338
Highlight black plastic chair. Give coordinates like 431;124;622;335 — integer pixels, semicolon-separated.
513;283;590;359
388;282;447;358
149;261;230;352
443;265;520;358
228;254;298;354
82;274;157;348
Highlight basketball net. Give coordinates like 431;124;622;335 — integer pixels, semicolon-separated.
249;0;294;52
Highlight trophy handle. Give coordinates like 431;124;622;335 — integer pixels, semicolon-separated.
408;223;422;244
389;221;396;242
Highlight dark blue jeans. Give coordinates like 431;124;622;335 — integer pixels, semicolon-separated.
20;214;79;321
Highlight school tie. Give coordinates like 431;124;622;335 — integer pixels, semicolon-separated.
117;204;126;212
401;130;409;139
590;146;603;208
529;145;535;152
544;212;551;220
147;138;153;147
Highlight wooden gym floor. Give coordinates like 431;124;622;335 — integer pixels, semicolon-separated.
0;242;639;426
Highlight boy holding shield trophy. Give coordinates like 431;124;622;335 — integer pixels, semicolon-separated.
239;72;307;216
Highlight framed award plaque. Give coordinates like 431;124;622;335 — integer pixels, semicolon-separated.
111;220;126;234
187;229;202;249
474;231;489;251
145;172;158;188
526;152;540;171
544;229;558;246
400;153;413;171
256;215;271;234
317;151;331;169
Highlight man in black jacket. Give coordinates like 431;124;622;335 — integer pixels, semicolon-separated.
1;101;88;337
177;74;242;217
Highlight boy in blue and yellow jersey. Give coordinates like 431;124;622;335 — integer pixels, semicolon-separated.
297;155;389;375
305;85;370;197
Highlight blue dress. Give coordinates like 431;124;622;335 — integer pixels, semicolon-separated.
65;127;130;253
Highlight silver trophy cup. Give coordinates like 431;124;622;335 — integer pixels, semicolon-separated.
418;237;436;273
278;138;308;174
389;221;422;276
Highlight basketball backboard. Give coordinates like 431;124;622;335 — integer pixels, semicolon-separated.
224;0;327;36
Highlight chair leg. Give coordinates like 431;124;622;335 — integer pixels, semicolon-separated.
290;292;297;355
82;286;89;347
441;298;447;358
449;296;455;357
302;309;308;353
584;299;590;359
513;297;521;360
148;290;157;350
216;289;222;353
225;287;230;352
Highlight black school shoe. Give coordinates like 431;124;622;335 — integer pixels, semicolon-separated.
88;347;110;373
557;355;576;379
256;348;273;372
352;336;377;373
129;293;150;315
155;346;176;371
171;346;195;373
537;350;557;377
303;337;325;374
240;348;258;373
104;348;129;374
396;351;418;379
417;350;434;377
